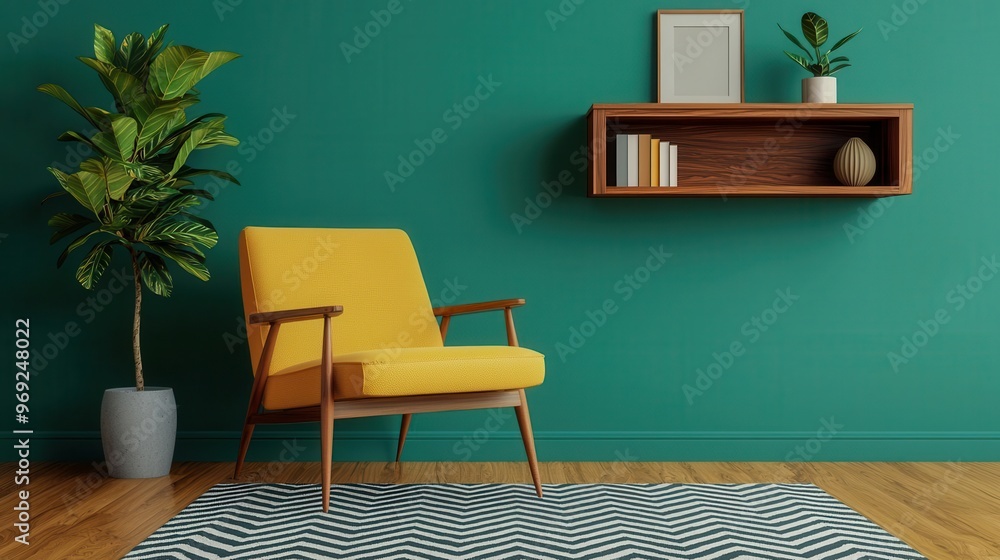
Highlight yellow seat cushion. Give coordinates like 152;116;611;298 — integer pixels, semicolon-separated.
262;346;545;410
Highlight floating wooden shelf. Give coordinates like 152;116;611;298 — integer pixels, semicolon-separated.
587;103;913;197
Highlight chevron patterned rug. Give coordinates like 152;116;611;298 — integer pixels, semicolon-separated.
123;483;925;559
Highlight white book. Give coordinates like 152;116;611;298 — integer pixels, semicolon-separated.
669;144;679;187
615;134;629;187
659;142;670;187
627;135;639;187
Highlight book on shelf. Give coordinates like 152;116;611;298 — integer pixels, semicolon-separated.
669;144;678;187
659;141;670;187
612;134;678;187
638;134;651;187
627;135;639;186
650;139;660;187
615;134;629;187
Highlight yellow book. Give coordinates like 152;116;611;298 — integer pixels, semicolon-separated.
650;139;661;187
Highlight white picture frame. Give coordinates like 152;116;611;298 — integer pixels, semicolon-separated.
657;10;744;103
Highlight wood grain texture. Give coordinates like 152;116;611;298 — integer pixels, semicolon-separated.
588;104;914;197
2;461;996;559
433;298;526;317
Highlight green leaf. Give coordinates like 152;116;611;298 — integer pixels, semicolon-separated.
48;167;103;214
783;51;813;72
56;130;101;152
829;63;852;75
148;242;210;281
57;230;100;268
90;131;122;160
75;170;111;213
79;158;134;200
199;51;240;80
777;24;813;61
75;240;115;289
110;115;139;161
148;112;221;154
829;28;862;53
148;46;239;100
144;219;218;249
120;161;165;182
169;126;212;175
180;189;215;200
135;105;181;150
198;129;239;148
116;32;149;75
139;252;173;297
48;213;94;244
93;24;116;63
146;24;169;56
801;12;829;48
148;46;208;100
176;167;241;185
77;57;142;107
37;84;101;129
828;56;850;65
41;191;68;205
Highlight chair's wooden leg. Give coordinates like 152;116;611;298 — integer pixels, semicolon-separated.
234;324;281;479
396;414;412;462
514;389;542;497
234;423;255;479
320;316;335;513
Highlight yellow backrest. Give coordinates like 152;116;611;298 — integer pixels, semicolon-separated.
239;227;443;376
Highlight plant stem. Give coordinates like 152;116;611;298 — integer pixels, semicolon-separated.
130;249;145;391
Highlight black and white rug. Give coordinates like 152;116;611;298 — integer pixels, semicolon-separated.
124;483;926;559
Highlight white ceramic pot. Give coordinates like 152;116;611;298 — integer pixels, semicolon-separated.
802;76;837;103
101;387;177;478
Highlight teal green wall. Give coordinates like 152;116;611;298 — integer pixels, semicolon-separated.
3;0;998;463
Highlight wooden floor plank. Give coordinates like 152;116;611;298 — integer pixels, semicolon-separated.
2;462;998;559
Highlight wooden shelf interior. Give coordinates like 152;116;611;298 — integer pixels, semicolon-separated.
588;104;913;197
607;117;897;188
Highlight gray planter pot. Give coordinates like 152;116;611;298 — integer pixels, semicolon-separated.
100;387;177;478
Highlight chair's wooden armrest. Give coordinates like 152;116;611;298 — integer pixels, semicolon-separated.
249;305;344;325
434;298;525;317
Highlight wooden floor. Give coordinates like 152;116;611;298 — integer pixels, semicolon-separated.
1;462;998;559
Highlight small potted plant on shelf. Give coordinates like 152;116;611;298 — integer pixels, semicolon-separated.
39;24;240;478
779;12;862;103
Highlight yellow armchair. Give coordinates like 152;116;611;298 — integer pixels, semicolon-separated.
235;227;545;511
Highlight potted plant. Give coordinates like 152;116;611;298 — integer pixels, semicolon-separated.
39;24;240;478
779;12;862;103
